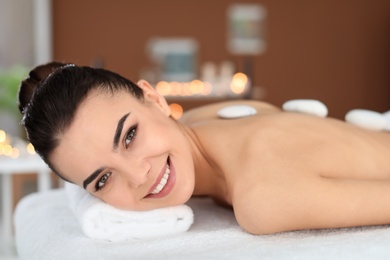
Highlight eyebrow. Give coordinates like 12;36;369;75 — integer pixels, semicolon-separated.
113;112;130;150
83;167;104;189
82;112;130;190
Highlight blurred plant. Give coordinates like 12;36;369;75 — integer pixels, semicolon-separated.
0;65;28;117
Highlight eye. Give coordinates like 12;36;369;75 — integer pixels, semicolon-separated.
124;125;138;148
95;172;112;191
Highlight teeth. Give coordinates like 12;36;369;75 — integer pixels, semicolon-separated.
151;164;170;195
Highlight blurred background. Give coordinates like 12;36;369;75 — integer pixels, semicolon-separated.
2;0;390;122
1;0;390;257
54;0;390;118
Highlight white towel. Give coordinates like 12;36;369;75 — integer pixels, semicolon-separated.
64;182;194;242
384;110;390;131
15;189;390;260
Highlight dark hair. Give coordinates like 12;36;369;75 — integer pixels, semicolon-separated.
18;62;144;180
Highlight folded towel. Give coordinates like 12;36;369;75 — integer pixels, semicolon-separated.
64;182;194;242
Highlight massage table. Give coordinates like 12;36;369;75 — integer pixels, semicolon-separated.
14;188;390;259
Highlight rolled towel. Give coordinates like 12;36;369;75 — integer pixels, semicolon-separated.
64;182;194;242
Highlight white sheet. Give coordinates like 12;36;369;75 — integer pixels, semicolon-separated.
14;189;390;260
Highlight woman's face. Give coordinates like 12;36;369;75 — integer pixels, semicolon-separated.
51;80;195;211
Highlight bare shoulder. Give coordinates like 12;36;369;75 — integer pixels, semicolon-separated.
179;99;281;126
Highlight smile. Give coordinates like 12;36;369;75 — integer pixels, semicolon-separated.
150;163;170;195
145;157;175;198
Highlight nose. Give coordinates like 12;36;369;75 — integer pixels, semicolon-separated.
116;157;150;188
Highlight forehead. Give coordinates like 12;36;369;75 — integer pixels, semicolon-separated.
69;91;133;134
81;89;138;113
74;89;145;124
70;89;145;141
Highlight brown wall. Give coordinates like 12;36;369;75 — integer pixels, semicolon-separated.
52;0;390;119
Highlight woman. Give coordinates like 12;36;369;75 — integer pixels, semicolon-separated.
19;62;390;235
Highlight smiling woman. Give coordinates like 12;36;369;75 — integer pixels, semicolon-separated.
51;83;193;211
19;62;194;211
18;62;390;234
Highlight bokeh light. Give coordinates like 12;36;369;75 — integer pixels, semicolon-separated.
230;72;248;94
169;103;184;120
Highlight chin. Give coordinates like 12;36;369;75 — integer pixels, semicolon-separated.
177;184;195;204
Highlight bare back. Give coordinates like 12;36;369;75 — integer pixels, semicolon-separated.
182;100;390;234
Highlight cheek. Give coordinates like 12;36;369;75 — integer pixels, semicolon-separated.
143;119;181;149
100;185;139;210
90;165;146;210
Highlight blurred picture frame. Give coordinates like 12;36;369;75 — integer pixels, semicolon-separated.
227;4;267;55
147;38;198;82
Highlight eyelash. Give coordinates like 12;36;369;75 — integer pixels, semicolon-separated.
124;124;138;148
95;125;138;192
95;172;112;191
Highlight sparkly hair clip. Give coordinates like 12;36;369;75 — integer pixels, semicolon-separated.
43;63;76;83
61;63;76;69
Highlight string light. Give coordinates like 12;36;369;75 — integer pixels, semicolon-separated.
155;72;248;97
27;143;36;155
169;103;184;120
11;148;20;159
230;72;248;94
0;129;36;159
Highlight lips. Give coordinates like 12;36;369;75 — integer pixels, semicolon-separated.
145;156;176;198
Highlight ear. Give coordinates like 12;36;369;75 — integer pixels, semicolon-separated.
137;80;171;117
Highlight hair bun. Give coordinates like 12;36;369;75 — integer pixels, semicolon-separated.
18;61;67;113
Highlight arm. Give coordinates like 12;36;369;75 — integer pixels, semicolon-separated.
237;174;390;234
180;99;281;126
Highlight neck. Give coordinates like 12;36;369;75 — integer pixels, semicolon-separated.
177;122;228;201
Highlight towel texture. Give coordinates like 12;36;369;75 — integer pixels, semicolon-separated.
64;182;193;242
14;189;390;260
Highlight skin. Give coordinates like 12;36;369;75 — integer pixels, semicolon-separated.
52;80;390;235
